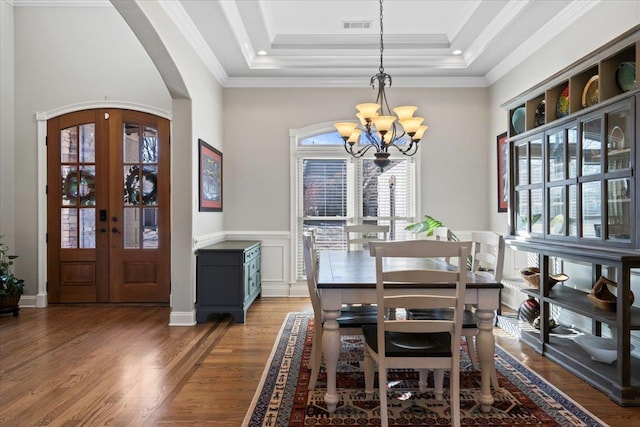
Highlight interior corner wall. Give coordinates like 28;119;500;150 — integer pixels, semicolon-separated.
0;1;15;249
222;86;490;233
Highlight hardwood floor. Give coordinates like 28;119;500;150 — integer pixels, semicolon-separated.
1;299;638;426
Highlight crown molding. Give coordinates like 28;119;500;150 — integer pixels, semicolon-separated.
158;0;228;86
11;0;110;6
485;0;601;85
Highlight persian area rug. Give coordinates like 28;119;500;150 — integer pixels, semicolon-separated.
243;313;607;427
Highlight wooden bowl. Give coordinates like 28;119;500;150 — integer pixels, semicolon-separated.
518;267;569;289
587;276;635;312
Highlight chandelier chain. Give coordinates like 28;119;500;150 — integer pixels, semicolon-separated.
379;0;384;73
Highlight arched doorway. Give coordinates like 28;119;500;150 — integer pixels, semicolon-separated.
46;109;170;303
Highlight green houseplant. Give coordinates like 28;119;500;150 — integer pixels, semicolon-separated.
405;215;460;241
405;215;472;269
0;235;25;316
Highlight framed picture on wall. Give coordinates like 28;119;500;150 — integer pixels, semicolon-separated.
497;132;508;213
198;139;223;212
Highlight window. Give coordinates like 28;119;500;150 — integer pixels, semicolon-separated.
293;127;417;279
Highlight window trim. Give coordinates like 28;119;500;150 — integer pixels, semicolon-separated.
289;123;421;284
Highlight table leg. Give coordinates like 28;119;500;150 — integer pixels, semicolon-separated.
322;308;340;413
475;309;496;412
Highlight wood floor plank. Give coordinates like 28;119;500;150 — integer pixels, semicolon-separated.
1;299;639;426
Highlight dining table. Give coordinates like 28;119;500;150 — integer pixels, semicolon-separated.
316;249;503;413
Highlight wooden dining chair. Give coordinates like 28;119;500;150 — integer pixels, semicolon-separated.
344;224;389;251
362;240;470;427
406;230;504;389
302;233;378;390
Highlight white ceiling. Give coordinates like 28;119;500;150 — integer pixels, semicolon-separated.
169;0;599;87
13;0;601;87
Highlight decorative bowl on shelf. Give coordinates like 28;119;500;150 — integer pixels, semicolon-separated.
587;276;635;312
573;334;633;364
532;316;559;330
556;86;569;118
581;75;599;107
518;267;569;289
616;61;636;92
512;107;525;134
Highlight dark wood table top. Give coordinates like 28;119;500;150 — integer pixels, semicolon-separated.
317;250;502;289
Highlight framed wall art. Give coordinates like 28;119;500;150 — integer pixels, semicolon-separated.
198;139;223;212
497;132;508;213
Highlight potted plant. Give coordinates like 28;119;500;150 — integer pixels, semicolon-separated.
405;214;460;241
405;215;472;269
0;235;25;316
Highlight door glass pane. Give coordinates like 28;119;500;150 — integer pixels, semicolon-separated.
607;178;631;241
607;108;631;171
123;122;159;250
79;166;96;206
516;144;528;185
142;127;158;163
516;190;528;235
530;137;543;184
79;208;96;249
61;166;78;206
123;207;139;249
582;181;601;238
143;208;158;249
124;123;140;163
582;118;602;175
549;187;565;235
531;188;543;234
568;126;577;178
61;126;78;163
61;208;78;248
79;123;95;163
548;130;565;181
124;166;140;206
141;166;158;205
569;184;577;236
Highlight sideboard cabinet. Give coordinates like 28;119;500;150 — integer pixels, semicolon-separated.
196;240;261;323
503;27;640;406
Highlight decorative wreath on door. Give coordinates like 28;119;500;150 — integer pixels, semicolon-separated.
63;169;96;205
124;165;158;205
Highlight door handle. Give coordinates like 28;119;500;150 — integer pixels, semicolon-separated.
111;216;118;222
111;227;119;234
100;228;107;233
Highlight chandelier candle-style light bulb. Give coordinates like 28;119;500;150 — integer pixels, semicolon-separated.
334;0;428;170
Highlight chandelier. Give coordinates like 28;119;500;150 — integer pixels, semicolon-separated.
334;0;428;170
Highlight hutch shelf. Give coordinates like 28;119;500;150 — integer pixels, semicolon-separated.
503;26;640;405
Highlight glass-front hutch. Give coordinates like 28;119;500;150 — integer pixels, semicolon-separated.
503;27;640;406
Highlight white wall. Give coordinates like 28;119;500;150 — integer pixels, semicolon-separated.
0;1;15;250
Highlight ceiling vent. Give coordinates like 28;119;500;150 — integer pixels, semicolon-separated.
342;21;372;30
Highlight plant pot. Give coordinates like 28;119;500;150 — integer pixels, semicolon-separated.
0;294;20;316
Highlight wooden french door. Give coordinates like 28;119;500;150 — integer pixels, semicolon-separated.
47;109;170;303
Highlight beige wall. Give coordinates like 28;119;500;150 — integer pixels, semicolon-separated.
223;86;490;232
